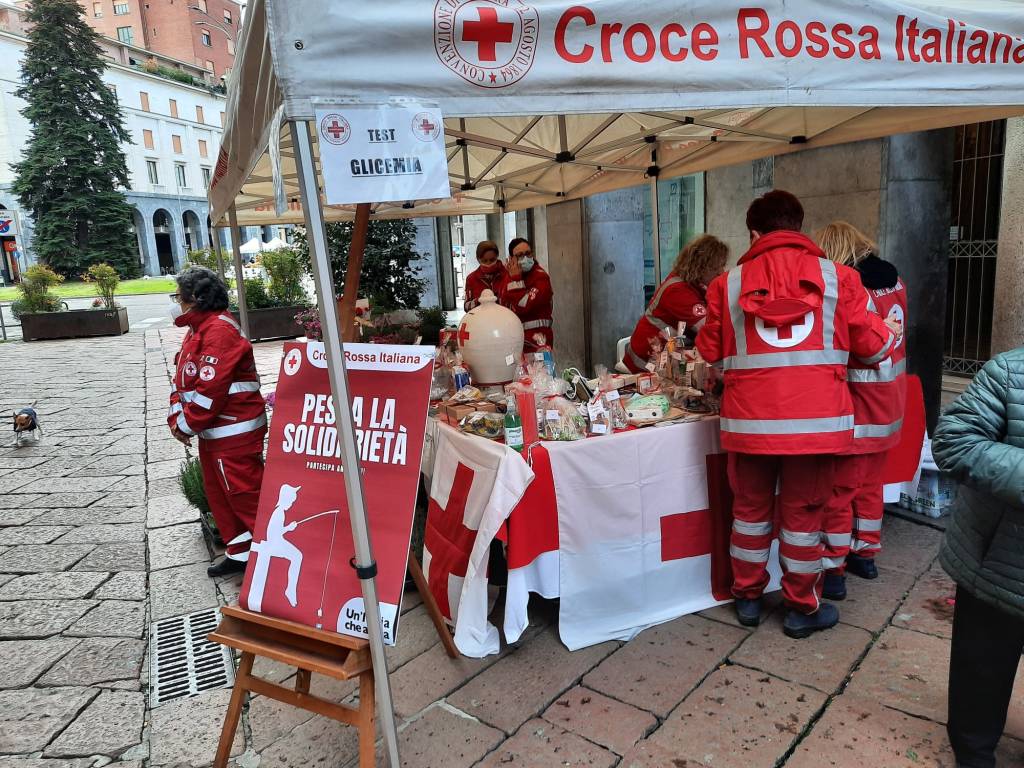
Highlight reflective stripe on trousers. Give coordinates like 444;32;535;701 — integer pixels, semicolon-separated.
523;318;552;330
721;415;854;435
853;419;904;439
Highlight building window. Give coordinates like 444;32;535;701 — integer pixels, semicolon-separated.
205;59;215;72
223;9;232;24
169;98;178;118
93;2;102;17
202;167;212;188
196;105;204;124
198;139;208;158
113;2;129;14
226;38;235;55
117;26;134;45
142;129;154;150
175;163;187;188
139;91;150;111
196;0;208;11
171;134;182;154
201;30;211;47
220;111;225;126
146;160;159;185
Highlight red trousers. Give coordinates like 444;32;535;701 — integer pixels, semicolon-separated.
200;446;264;561
729;453;835;614
822;452;887;574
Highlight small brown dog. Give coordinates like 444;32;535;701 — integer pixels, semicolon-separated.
12;404;39;446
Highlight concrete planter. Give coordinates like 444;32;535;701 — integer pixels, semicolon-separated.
20;306;129;341
232;305;306;342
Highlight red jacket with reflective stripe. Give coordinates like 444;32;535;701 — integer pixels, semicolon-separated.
696;231;894;455
624;277;708;373
464;264;508;312
846;256;909;454
168;310;267;456
501;265;554;352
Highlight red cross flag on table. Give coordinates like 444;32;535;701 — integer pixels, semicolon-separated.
240;342;434;644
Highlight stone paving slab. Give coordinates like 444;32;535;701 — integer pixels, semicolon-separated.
582;616;748;718
0;571;108;601
66;599;146;639
478;716;618;767
146;494;200;530
44;690;145;759
29;506;147;526
541;685;658;756
643;665;826;768
148;689;245;767
147;523;208;571
22;492;107;508
448;627;618;734
256;709;359;767
729;611;873;694
149;562;219;621
846;625;1024;737
385;704;504;768
892;563;957;640
54;523;146;544
0;526;73;546
0;599;98;638
93;571;147;601
0;637;80;688
874;517;943;576
1;544;96;573
73;542;147;572
38;636;146;687
385;604;449;673
831;565;918;633
0;686;98;753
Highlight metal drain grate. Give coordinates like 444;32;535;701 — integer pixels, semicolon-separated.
150;608;234;707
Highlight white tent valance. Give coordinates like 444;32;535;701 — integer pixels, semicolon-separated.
210;0;1024;225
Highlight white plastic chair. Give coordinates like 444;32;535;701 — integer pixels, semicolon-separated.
614;336;631;374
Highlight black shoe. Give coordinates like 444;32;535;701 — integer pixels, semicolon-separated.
735;597;763;627
207;557;246;578
822;573;847;601
846;554;879;580
783;603;839;639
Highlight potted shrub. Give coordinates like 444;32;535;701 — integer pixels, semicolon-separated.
179;456;222;548
232;248;310;341
15;263;129;341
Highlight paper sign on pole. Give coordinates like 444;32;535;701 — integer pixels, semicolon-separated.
240;341;435;644
314;103;451;206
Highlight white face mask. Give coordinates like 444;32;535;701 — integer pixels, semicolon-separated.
518;256;535;272
168;300;184;320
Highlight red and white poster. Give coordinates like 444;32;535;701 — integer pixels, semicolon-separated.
240;342;434;644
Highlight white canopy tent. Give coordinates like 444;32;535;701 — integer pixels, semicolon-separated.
238;237;264;255
211;1;1024;763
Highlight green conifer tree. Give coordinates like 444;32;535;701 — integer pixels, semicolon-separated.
12;0;139;277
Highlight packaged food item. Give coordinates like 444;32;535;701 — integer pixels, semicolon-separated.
459;411;505;440
541;396;587;441
625;394;671;423
430;359;454;401
595;364;629;431
503;395;525;450
452;351;471;390
449;385;483;404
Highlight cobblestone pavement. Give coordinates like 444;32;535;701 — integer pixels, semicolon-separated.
2;330;1024;768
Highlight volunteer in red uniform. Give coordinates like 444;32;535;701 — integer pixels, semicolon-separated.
502;237;554;353
464;240;507;312
624;235;729;373
696;191;898;638
168;267;267;578
816;222;908;600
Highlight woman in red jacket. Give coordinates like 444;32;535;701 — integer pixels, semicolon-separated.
463;240;507;312
623;235;729;373
168;267;267;577
502;237;554;353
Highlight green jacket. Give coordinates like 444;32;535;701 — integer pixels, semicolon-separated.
933;347;1024;621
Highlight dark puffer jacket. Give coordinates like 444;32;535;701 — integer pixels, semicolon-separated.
933;347;1024;621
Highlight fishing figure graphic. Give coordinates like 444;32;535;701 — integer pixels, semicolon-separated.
247;483;338;613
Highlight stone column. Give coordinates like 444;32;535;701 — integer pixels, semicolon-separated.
991;118;1024;357
141;217;160;277
879;129;955;433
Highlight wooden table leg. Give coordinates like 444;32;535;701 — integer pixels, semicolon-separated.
214;651;254;768
408;551;460;659
295;668;311;694
358;669;376;768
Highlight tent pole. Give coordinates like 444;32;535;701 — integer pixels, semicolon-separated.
290;118;402;768
213;227;227;286
227;207;250;339
650;176;661;283
338;203;371;343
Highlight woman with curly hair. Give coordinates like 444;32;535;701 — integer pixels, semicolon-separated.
622;234;729;373
168;267;267;577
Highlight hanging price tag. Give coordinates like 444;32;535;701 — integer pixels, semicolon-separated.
605;389;620;402
590;423;608;434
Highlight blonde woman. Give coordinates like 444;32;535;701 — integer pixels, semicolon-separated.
623;234;729;373
816;221;908;600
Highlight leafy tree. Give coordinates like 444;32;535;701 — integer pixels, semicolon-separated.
261;248;308;306
83;262;119;308
11;264;64;317
12;0;139;278
293;219;426;311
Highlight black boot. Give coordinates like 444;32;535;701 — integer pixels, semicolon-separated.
207;557;246;578
822;573;847;601
846;554;879;580
735;597;763;627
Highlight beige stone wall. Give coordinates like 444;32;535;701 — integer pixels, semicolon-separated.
992;117;1024;356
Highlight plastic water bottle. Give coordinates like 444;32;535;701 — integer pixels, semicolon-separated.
453;352;471;390
504;394;524;451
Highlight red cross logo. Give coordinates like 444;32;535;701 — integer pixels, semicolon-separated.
424;462;479;619
419;118;436;135
462;6;514;62
754;311;815;349
319;113;351;145
456;322;471;346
